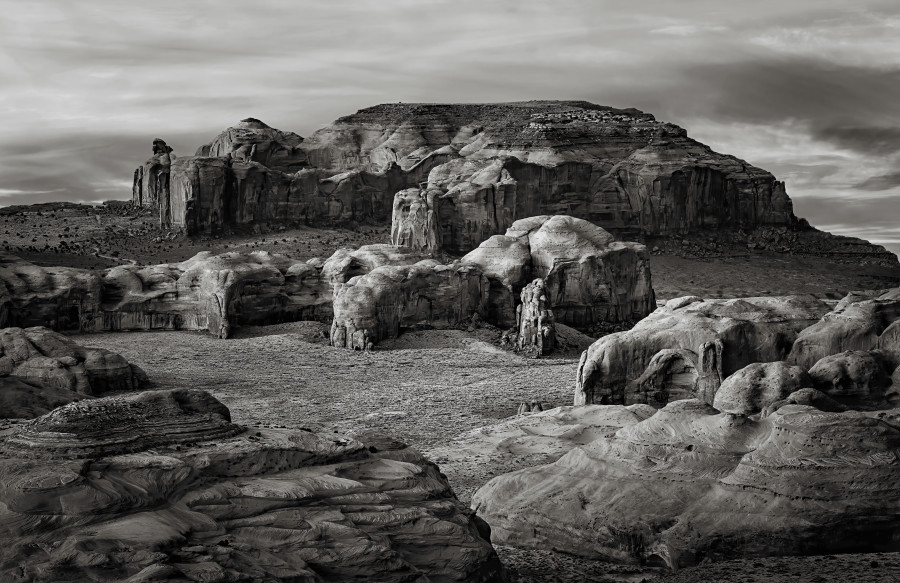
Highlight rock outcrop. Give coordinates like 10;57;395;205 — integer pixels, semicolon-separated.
132;101;825;248
0;252;334;338
575;295;831;406
788;288;900;369
711;361;811;415
514;279;556;356
807;350;897;409
0;389;505;582
473;400;900;569
0;327;147;397
0;376;86;419
301;101;799;252
132;138;173;208
330;261;496;350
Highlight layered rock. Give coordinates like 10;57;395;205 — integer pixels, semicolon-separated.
132;138;173;208
390;187;443;252
0;389;505;582
0;327;147;397
305;101;799;252
0;252;334;338
473;399;900;568
711;361;811;415
134;101;820;247
575;295;831;406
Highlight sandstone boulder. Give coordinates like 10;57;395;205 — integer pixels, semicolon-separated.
788;288;900;369
473;400;900;568
762;388;847;417
712;361;811;415
330;261;497;350
0;389;505;582
575;295;831;406
461;215;656;329
0;327;147;397
807;350;896;409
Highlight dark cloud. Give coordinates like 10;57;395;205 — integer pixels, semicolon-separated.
813;127;900;155
854;171;900;191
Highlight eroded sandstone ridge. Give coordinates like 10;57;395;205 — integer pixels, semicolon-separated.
0;252;333;338
473;400;900;568
472;287;900;568
133;102;802;246
0;389;506;581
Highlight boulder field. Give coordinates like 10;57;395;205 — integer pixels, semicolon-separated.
0;388;506;582
470;286;900;569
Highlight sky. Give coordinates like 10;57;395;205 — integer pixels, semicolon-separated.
0;0;898;255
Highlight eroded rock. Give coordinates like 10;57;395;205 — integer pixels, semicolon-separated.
0;327;147;397
807;350;897;409
575;295;830;406
473;400;900;568
0;389;505;582
712;361;811;415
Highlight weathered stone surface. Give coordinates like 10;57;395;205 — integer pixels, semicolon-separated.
194;117;307;172
320;243;431;285
807;350;897;409
575;295;831;406
0;252;333;338
514;278;556;356
330;261;496;350
390;187;443;252
0;327;147;397
132;138;173;208
0;376;86;419
712;361;811;415
0;253;102;331
762;388;847;417
788;288;900;369
473;400;900;568
0;389;505;582
306;101;798;252
505;215;655;327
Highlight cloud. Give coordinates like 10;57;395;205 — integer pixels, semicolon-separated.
854;172;900;191
812;127;900;155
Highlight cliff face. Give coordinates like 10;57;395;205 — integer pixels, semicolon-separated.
133;102;800;245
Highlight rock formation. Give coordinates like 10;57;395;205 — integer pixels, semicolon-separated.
514;278;556;356
132;138;173;208
473;399;900;569
132;101;829;248
0;376;85;419
0;327;147;397
806;350;897;409
575;295;831;406
711;361;811;415
0;252;334;338
788;288;900;369
0;389;505;582
330;261;496;350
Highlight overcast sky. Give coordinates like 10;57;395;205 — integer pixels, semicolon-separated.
1;0;898;255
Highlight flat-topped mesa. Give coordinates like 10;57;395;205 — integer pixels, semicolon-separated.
133;101;804;245
308;101;797;251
